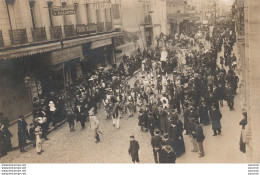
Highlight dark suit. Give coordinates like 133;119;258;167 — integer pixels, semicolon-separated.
151;135;162;163
18;119;28;152
128;140;140;163
74;106;87;129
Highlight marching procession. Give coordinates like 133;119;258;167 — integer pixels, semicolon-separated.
0;18;242;163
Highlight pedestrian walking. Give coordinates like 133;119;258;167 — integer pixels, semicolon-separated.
195;120;205;157
239;112;247;153
89;108;100;143
66;107;75;132
128;135;140;163
209;104;222;136
35;126;43;155
151;129;162;163
17;115;28;153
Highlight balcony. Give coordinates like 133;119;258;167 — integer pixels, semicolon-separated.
76;24;97;35
9;29;28;45
0;22;114;49
31;27;47;42
50;26;62;40
0;30;4;47
86;24;98;33
64;25;76;38
97;22;105;33
144;15;152;25
105;22;113;32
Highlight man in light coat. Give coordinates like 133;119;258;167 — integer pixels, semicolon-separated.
89;108;100;143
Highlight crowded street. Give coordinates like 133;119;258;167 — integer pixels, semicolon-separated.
0;22;247;163
0;0;259;165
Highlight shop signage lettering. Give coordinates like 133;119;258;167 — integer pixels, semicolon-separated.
91;38;112;49
52;6;75;16
51;46;83;65
92;3;112;9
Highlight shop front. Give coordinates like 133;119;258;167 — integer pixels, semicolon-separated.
82;38;114;75
0;57;33;122
49;46;84;91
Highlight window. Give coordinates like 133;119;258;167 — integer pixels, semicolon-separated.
47;1;53;26
29;1;36;28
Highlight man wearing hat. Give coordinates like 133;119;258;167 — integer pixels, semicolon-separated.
209;104;222;136
128;135;140;163
138;109;148;132
158;105;169;134
192;120;205;157
198;100;210;125
151;129;163;163
74;103;87;130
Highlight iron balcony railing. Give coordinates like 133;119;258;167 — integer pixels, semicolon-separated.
76;24;98;35
64;24;76;38
105;22;113;32
31;27;47;42
9;29;28;45
0;30;4;47
1;22;114;47
144;15;152;25
50;26;62;40
97;22;105;33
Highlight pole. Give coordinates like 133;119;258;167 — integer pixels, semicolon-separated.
61;39;67;105
5;1;12;31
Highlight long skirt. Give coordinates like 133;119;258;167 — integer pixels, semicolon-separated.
175;135;186;157
239;132;246;153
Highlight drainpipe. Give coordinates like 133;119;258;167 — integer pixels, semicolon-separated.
5;0;13;31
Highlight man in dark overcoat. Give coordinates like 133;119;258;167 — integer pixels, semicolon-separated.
17;115;28;153
74;103;87;129
198;101;210;125
151;129;163;163
209;104;222;136
128;135;140;163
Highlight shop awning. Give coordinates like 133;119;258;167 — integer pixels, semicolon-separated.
0;31;123;60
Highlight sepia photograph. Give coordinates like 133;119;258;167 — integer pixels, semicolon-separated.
0;0;259;166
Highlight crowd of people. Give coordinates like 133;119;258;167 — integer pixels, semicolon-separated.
127;20;239;163
0;19;241;163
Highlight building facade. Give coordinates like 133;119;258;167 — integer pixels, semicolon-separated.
120;0;167;49
0;0;123;121
234;0;260;163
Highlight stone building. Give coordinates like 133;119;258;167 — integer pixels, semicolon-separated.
234;0;260;163
0;0;123;121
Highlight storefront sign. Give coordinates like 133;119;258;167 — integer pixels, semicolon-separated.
52;6;75;16
92;3;111;9
51;46;83;65
91;38;112;49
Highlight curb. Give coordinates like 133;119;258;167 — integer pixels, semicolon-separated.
11;119;67;151
9;112;32;127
